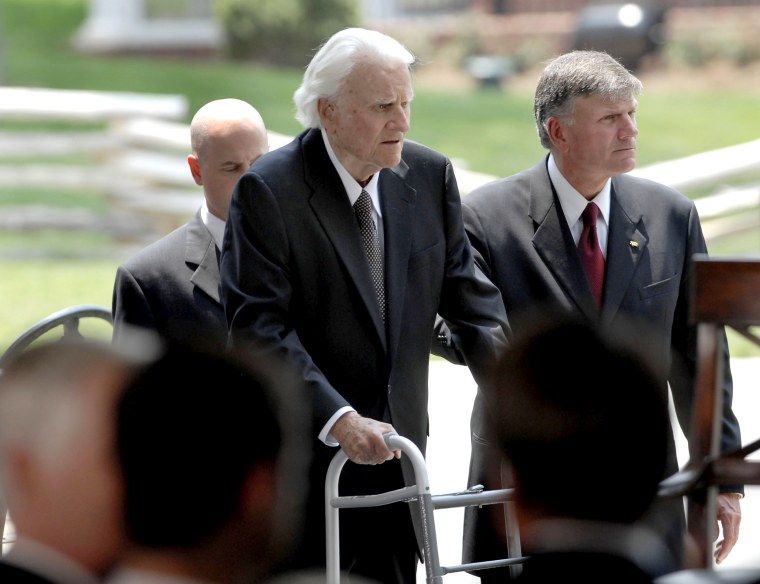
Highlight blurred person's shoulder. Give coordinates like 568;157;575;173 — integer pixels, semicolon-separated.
264;569;381;584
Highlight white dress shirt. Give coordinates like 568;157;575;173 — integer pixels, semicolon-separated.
2;537;100;584
548;153;610;258
317;129;386;446
200;199;226;251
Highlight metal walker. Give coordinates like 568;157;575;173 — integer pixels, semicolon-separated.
325;432;526;584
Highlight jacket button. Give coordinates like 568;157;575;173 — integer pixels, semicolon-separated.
387;384;392;395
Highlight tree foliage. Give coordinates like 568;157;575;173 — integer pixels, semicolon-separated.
216;0;360;68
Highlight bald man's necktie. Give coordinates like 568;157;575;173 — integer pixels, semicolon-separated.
579;202;605;309
354;190;385;320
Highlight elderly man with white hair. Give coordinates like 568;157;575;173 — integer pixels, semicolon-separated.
219;27;509;584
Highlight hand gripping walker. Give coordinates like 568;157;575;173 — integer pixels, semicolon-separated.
325;432;526;584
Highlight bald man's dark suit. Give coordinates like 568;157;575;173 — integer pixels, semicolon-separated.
220;128;508;582
112;210;226;347
458;157;742;578
0;561;68;584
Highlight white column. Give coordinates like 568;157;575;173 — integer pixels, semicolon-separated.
73;0;221;54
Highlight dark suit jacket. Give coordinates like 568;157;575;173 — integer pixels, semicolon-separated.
221;128;508;457
219;128;508;564
112;210;227;348
0;562;61;584
457;157;742;571
515;552;655;584
511;520;673;583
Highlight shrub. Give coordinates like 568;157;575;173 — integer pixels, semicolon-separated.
216;0;360;68
664;25;760;69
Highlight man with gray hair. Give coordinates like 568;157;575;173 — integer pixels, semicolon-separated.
220;27;509;584
439;50;743;580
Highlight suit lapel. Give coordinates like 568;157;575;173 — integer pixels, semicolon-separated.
529;160;599;319
186;211;221;303
380;159;415;363
602;179;648;322
302;130;387;349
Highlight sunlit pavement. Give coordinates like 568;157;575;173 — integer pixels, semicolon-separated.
421;357;760;584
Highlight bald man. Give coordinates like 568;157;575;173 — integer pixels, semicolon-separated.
112;99;269;347
0;339;148;584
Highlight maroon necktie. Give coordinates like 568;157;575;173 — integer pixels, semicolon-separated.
578;202;605;309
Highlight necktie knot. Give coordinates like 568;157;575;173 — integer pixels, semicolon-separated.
582;201;599;227
354;190;374;229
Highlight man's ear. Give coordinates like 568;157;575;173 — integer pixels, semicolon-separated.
318;98;335;128
546;117;568;153
188;154;203;186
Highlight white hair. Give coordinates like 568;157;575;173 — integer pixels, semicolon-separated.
293;27;415;129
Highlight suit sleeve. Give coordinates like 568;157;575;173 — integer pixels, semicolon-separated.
112;265;157;342
432;184;502;367
435;161;510;387
219;171;350;431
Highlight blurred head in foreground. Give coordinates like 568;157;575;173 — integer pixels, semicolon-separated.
0;338;148;578
114;336;309;583
485;316;669;545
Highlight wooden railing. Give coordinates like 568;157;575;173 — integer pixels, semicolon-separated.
1;86;758;252
630;139;760;248
456;139;760;253
0;86;290;243
0;86;192;242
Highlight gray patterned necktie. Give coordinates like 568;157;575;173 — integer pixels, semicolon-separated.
354;189;385;320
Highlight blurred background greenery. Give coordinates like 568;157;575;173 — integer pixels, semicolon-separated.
0;0;759;353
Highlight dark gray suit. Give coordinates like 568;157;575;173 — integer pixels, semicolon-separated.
0;563;58;584
458;156;742;576
219;128;509;582
112;210;226;347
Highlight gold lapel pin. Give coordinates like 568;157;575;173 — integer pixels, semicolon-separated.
629;240;639;248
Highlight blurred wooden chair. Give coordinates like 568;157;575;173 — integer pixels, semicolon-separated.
685;254;760;569
0;304;113;555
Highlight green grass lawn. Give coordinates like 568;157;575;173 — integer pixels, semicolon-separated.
1;0;760;356
3;0;760;177
0;259;118;353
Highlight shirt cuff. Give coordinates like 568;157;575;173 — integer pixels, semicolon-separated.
319;406;356;446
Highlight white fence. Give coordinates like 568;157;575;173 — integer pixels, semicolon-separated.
0;86;290;242
458;140;760;250
0;86;192;240
1;86;759;250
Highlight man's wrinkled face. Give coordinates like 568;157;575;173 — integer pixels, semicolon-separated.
321;58;413;183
